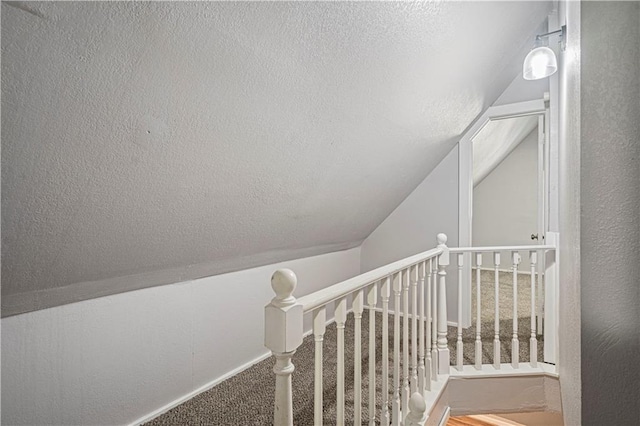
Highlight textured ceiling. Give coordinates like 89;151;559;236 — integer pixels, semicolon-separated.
473;115;539;186
1;1;551;315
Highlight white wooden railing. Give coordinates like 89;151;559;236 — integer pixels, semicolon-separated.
264;233;558;426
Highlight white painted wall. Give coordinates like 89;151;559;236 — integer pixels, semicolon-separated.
1;248;360;426
360;146;459;271
580;2;640;424
360;146;459;321
493;73;549;107
473;128;538;269
472;116;538;187
447;376;560;416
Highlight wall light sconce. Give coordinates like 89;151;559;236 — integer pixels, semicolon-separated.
523;25;566;80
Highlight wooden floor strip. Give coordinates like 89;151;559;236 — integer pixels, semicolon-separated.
448;416;497;426
448;414;527;426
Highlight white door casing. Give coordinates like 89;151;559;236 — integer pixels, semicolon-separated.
458;100;547;330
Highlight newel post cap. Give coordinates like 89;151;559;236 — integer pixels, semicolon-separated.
271;269;297;307
405;392;427;425
436;233;450;266
409;392;426;413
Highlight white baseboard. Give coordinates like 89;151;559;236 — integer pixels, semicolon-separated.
129;350;272;425
438;406;451;426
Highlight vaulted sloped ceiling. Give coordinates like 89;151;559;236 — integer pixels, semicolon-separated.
1;1;552;315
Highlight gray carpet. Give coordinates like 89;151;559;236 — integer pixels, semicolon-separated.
147;271;543;426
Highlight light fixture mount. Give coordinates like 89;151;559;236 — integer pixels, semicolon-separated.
535;25;567;51
523;25;566;80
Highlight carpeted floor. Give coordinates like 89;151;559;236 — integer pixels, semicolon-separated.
147;271;543;426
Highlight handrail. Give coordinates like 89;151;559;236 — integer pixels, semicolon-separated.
450;244;555;253
297;247;442;313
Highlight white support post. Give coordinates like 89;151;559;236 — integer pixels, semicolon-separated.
493;252;501;369
537;248;544;336
313;307;326;426
392;272;402;426
529;251;538;367
367;283;378;426
425;259;433;390
264;269;304;426
418;262;426;395
436;233;450;375
402;269;410;419
381;277;391;426
411;265;419;394
335;297;348;426
353;289;364;425
474;253;482;370
456;253;464;371
404;393;427;426
431;258;438;379
511;251;521;369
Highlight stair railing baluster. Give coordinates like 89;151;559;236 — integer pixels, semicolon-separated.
313;307;326;426
411;265;419;393
353;289;364;424
335;296;347;426
392;272;402;426
493;252;501;369
431;257;439;378
402;268;410;418
425;259;433;390
381;276;391;426
511;251;520;368
436;234;450;375
457;253;464;371
367;282;378;426
418;261;426;395
475;253;483;370
530;251;538;367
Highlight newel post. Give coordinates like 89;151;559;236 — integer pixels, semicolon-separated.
404;392;427;426
436;233;450;375
265;269;303;426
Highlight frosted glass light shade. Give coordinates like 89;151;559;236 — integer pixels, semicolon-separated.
523;46;558;80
